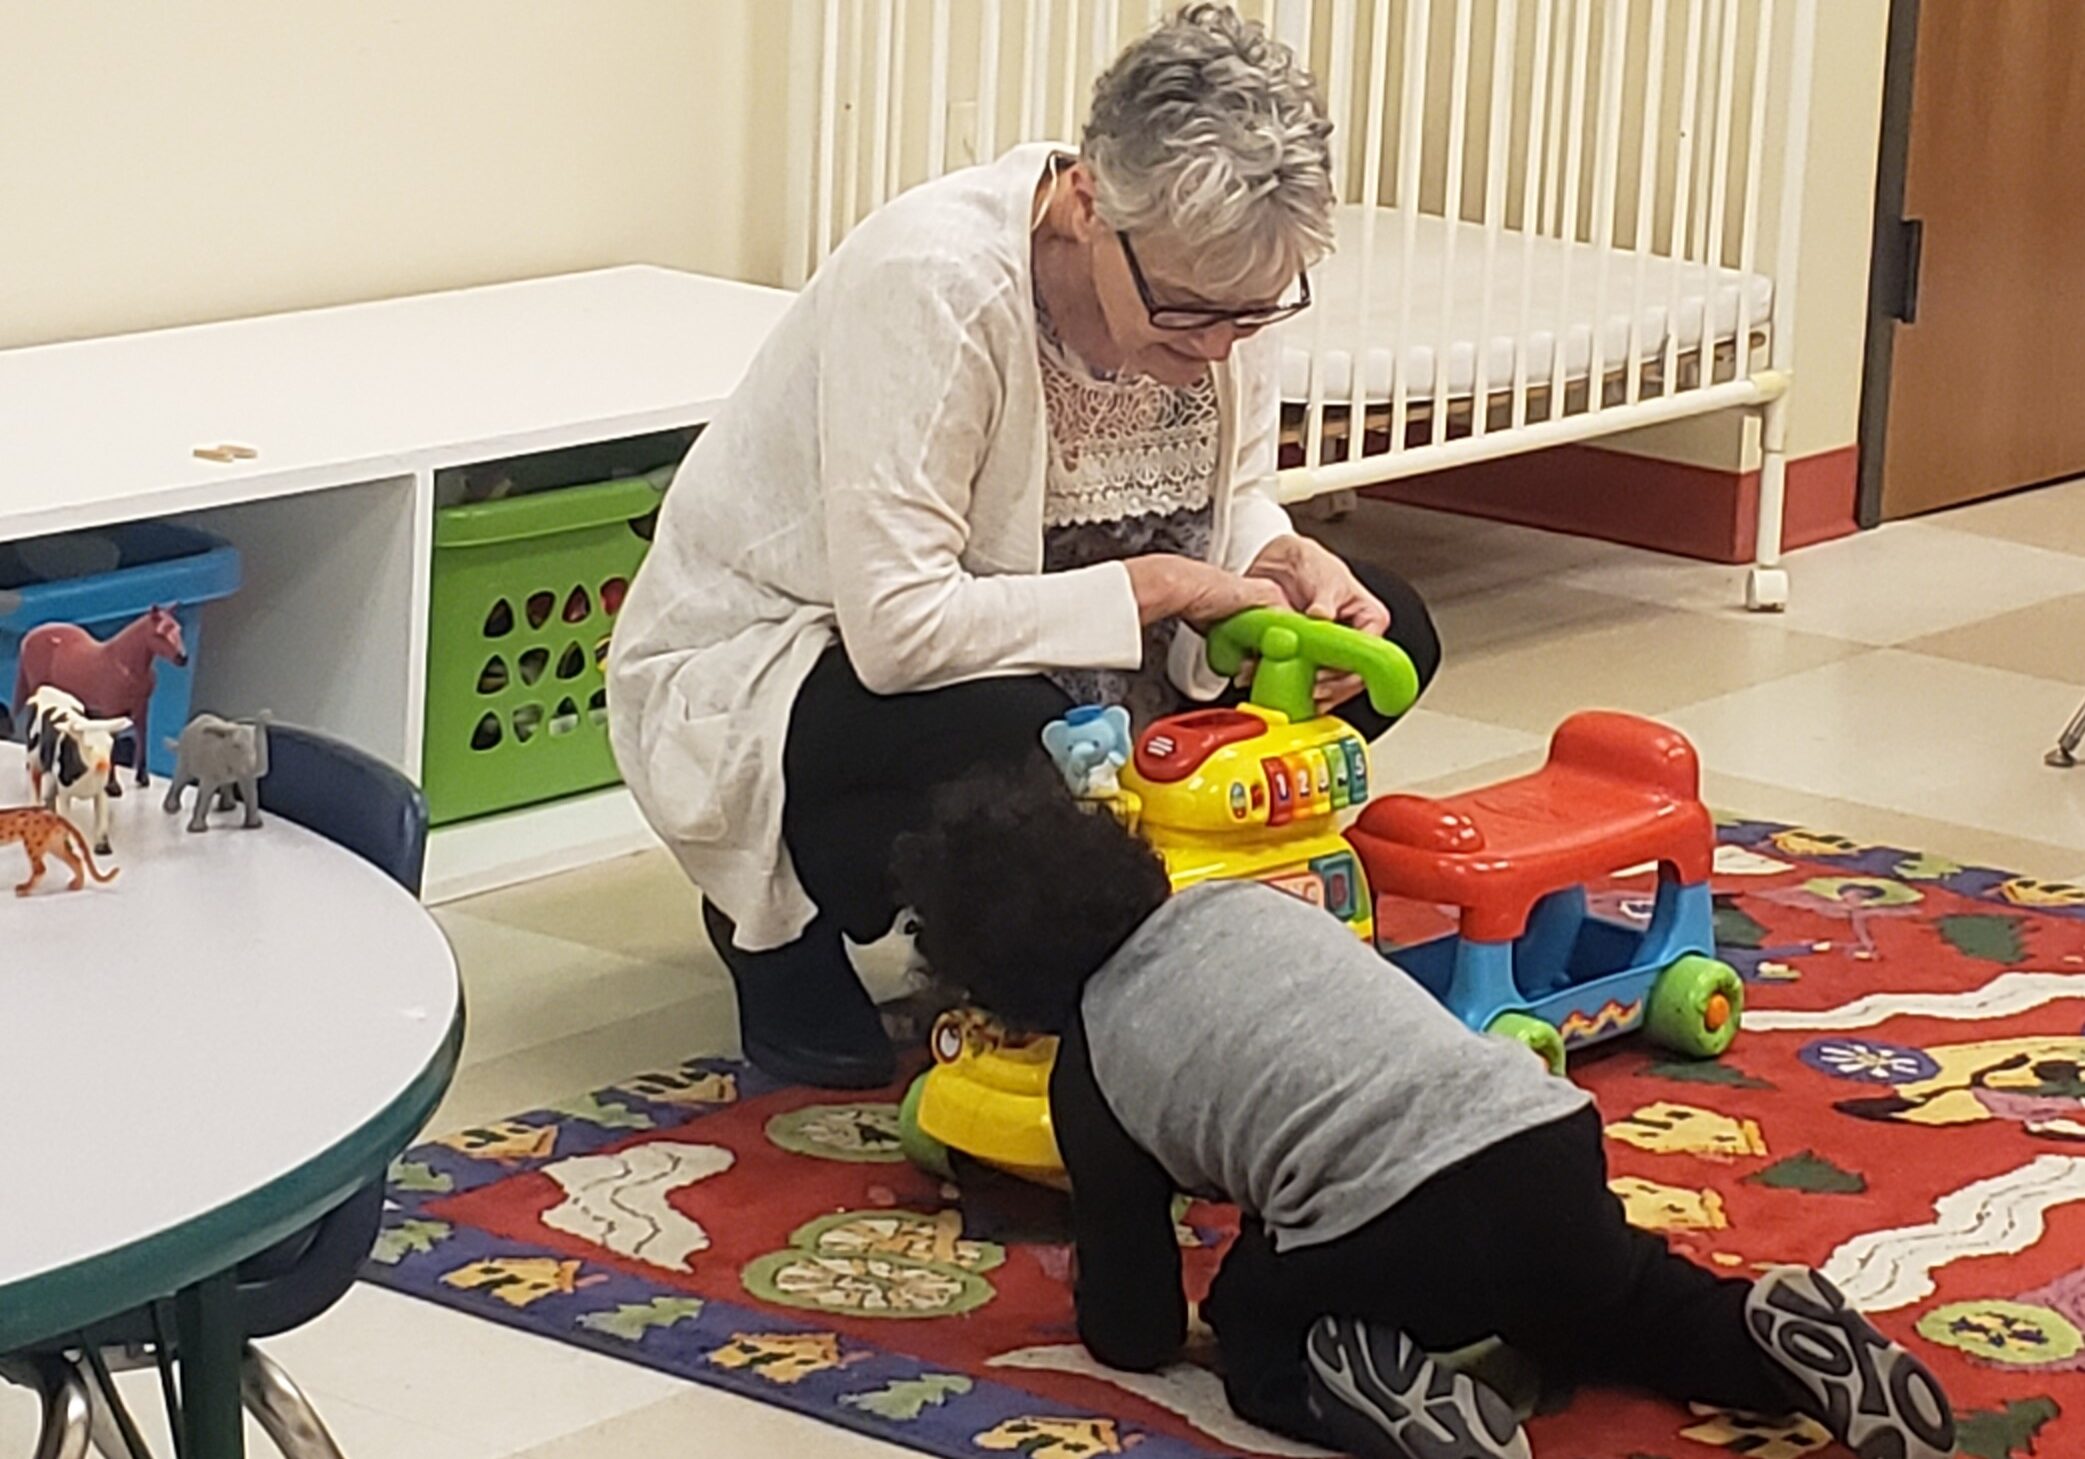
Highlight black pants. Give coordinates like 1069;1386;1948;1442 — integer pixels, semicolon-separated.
779;560;1442;943
1201;1107;1793;1444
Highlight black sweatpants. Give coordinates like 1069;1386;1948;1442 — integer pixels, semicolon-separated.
778;559;1442;944
1201;1106;1795;1444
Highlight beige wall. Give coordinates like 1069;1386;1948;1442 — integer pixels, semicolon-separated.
0;0;795;351
3;0;1882;468
1774;0;1890;461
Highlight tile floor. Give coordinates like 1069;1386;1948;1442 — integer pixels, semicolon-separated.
7;480;2084;1457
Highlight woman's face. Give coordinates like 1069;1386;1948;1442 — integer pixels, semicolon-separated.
1055;161;1301;387
1091;228;1294;387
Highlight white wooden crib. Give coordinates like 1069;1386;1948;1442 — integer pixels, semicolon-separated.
784;0;1818;608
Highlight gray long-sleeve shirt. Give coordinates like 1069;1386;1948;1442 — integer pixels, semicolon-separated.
1079;880;1591;1255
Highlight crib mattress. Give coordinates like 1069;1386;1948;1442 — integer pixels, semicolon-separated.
1275;205;1776;406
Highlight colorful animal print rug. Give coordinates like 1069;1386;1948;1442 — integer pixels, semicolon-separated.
369;822;2085;1459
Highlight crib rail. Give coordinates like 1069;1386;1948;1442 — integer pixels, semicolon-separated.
785;0;1181;287
784;0;1815;503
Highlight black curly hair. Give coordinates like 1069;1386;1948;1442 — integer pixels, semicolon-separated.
892;762;1173;1034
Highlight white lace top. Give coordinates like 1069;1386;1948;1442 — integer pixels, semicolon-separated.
1038;302;1220;723
1038;337;1221;528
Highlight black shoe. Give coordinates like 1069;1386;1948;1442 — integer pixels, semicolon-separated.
704;901;896;1090
1305;1316;1530;1459
1747;1267;1955;1459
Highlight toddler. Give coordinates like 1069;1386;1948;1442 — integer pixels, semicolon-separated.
893;767;1955;1459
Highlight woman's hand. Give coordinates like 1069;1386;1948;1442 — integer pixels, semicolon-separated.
1245;536;1390;632
1244;537;1392;711
1125;555;1288;631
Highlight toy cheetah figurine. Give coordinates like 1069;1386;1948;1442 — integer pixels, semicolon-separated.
2;806;120;895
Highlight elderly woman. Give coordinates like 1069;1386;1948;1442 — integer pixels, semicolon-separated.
609;3;1440;1089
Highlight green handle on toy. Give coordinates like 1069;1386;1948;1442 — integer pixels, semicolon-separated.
1206;609;1421;724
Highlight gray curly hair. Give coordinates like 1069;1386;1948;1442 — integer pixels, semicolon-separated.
1083;3;1336;298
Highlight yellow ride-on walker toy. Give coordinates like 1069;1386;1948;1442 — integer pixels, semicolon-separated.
899;609;1422;1185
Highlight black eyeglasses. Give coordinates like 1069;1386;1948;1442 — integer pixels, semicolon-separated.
1117;231;1312;331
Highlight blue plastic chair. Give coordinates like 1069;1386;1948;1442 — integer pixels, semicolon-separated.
257;723;429;891
13;724;431;1459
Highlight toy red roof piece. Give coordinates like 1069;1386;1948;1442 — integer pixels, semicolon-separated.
1133;708;1266;784
1350;710;1714;942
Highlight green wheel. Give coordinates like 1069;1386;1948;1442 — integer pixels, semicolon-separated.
898;1073;955;1179
1488;1012;1568;1078
1646;954;1744;1058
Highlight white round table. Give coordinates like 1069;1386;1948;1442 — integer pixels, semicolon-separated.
0;758;460;1456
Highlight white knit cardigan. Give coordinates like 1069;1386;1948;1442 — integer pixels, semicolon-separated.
607;143;1295;951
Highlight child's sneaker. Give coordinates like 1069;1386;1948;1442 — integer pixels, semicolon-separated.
1746;1267;1955;1459
1305;1315;1530;1459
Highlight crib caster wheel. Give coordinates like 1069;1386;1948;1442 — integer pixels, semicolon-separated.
1745;567;1789;613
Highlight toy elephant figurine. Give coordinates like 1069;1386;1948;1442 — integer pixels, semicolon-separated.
1041;704;1135;799
163;712;270;832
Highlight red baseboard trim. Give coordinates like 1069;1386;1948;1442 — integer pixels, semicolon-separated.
1358;443;1860;563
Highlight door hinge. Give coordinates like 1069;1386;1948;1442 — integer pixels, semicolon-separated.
1894;217;1925;324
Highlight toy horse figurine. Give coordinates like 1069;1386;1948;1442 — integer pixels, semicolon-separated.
14;605;187;789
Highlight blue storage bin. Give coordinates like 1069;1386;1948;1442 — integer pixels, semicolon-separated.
1;523;242;777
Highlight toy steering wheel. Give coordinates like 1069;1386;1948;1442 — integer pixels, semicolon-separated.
1206;609;1421;724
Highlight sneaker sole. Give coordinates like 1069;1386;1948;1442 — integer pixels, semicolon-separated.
1748;1269;1955;1459
1305;1316;1529;1459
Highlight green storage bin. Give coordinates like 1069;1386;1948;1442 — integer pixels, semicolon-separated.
424;472;666;825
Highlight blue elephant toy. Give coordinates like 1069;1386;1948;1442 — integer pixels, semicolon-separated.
1041;704;1134;799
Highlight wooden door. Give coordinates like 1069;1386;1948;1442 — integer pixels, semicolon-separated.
1877;1;2085;519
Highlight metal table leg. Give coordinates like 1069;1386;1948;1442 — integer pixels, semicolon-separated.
2050;697;2085;769
243;1342;349;1459
175;1271;246;1458
27;1356;90;1459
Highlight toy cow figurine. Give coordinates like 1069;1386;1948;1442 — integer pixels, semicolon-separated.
19;684;85;802
37;712;131;856
14;605;188;790
163;712;270;832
